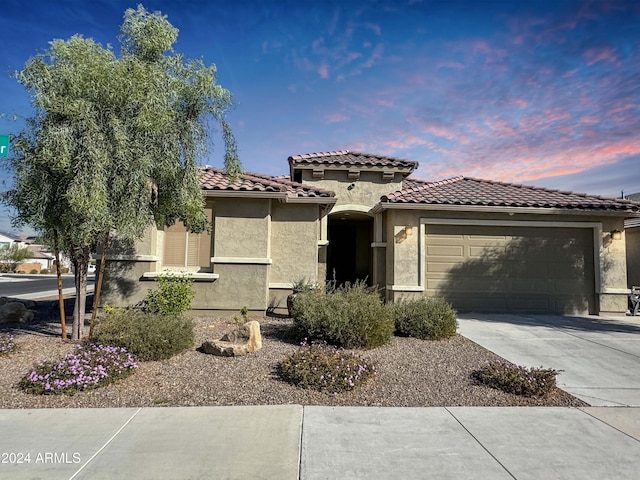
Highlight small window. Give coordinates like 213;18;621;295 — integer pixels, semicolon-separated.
293;170;303;183
163;208;213;270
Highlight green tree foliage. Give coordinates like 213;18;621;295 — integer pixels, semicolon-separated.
0;244;33;273
2;5;241;339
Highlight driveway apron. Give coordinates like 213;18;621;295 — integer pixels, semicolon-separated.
457;313;640;406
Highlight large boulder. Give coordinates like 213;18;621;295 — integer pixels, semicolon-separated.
201;320;262;357
0;302;34;323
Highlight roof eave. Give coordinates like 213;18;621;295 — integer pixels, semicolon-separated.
283;196;337;205
203;190;288;200
372;202;640;217
202;189;336;204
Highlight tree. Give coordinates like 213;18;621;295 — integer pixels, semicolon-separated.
2;5;241;340
0;244;33;273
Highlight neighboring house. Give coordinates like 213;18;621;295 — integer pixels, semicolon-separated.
15;244;56;273
0;231;25;250
102;151;640;316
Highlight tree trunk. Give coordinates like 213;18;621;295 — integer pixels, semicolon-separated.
71;247;90;341
53;230;67;340
89;231;109;340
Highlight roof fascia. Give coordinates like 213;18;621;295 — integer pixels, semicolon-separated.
203;189;336;205
371;202;640;217
202;190;288;200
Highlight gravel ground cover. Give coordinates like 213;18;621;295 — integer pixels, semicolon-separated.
0;308;588;409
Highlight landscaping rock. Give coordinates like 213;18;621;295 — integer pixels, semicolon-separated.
200;320;262;357
0;302;34;323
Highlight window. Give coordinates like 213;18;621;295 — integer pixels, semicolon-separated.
163;208;213;270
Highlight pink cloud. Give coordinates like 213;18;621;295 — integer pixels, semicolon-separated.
435;60;464;70
584;47;620;66
365;22;381;36
420;124;457;140
509;98;530;108
324;113;349;124
318;63;329;79
361;43;383;69
580;116;599;124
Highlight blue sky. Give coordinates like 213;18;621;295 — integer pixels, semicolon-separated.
1;0;639;233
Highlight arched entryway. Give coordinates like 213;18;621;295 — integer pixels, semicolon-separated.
327;211;373;286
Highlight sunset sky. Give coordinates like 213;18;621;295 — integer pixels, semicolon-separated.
1;0;639;232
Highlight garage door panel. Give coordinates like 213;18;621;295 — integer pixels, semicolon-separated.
425;224;595;314
426;245;464;257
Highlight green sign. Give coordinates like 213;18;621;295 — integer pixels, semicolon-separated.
0;135;8;157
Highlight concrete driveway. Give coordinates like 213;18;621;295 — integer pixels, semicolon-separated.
457;313;640;406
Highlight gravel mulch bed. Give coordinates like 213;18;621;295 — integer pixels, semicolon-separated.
0;307;588;409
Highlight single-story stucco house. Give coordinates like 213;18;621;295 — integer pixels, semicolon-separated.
102;151;640;316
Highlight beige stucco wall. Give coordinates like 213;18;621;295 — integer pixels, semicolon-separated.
301;170;403;210
196;264;268;310
102;195;329;313
213;198;270;258
598;216;628;313
270;202;320;284
101;225;160;307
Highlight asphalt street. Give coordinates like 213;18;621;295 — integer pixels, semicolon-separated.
0;274;94;299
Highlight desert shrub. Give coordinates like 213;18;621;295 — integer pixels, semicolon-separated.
143;272;195;316
93;308;194;361
0;334;16;356
40;268;49;274
278;341;376;393
29;269;39;274
60;267;69;274
291;281;393;349
19;343;137;395
392;297;457;340
472;360;558;397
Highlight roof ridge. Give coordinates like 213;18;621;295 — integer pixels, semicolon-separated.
289;150;351;160
288;150;418;166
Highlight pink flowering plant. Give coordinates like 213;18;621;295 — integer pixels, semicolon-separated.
472;360;558;398
0;333;16;356
19;343;138;395
278;340;376;394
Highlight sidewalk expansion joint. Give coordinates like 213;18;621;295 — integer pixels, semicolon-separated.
578;408;640;444
444;407;517;480
67;407;143;480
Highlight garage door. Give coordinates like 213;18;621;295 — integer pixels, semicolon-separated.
425;224;596;314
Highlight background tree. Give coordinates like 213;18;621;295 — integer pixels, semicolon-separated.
0;244;33;273
2;5;241;340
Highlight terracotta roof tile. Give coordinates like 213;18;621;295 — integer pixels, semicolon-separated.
288;150;418;170
199;167;335;199
382;176;640;212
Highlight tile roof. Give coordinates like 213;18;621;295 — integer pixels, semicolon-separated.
382;176;640;213
288;150;418;171
199;167;335;199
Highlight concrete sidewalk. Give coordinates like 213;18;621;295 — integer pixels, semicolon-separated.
1;406;639;479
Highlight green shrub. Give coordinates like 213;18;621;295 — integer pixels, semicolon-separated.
292;281;394;349
278;341;376;393
40;268;49;274
19;343;137;395
472;360;558;397
392;297;457;340
93;308;194;361
29;269;39;274
144;273;195;316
